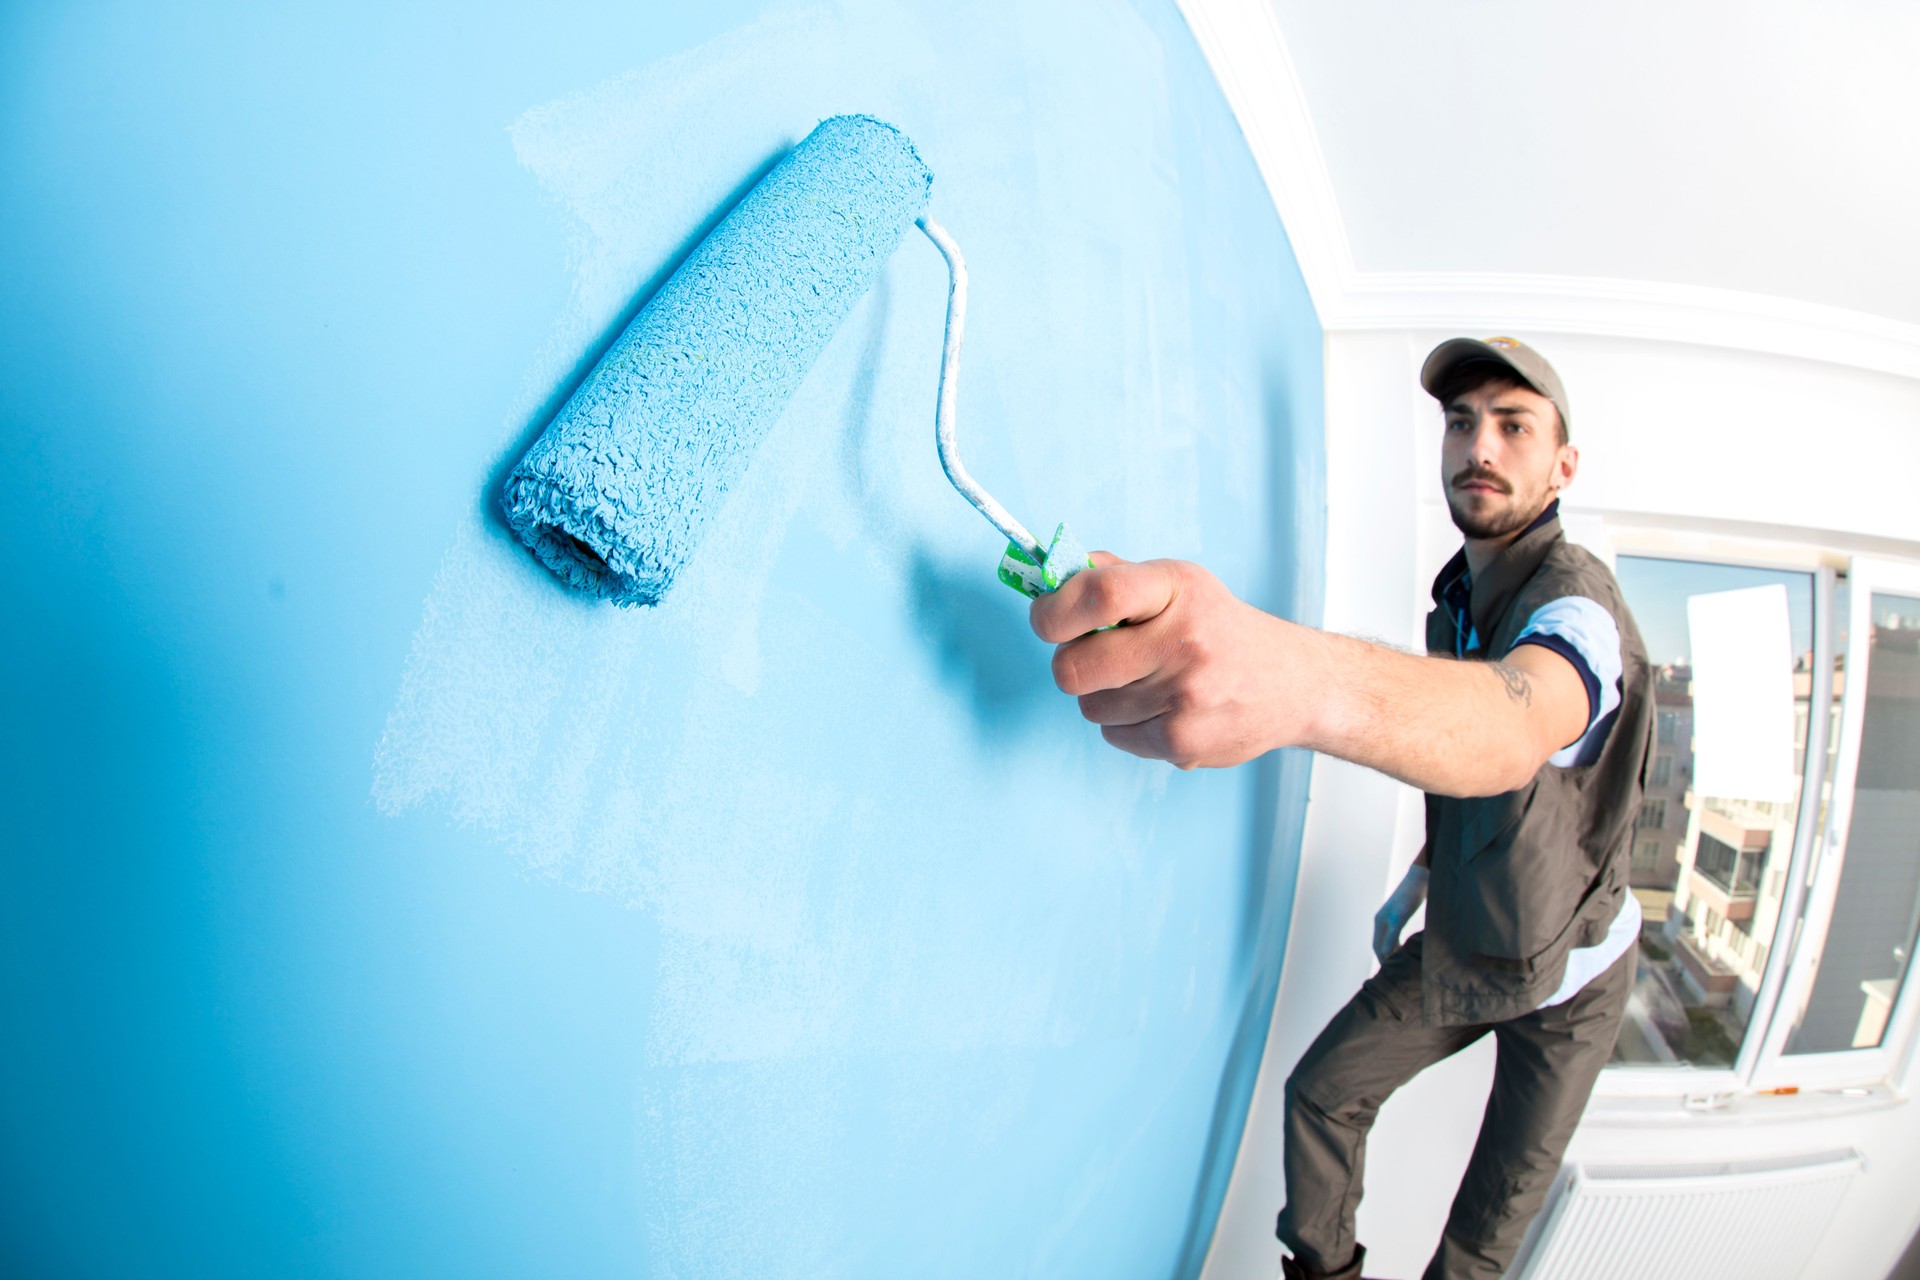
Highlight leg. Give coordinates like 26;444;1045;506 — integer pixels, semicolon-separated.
1423;946;1634;1280
1279;934;1486;1278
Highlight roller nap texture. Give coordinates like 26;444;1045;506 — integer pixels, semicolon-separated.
501;114;933;605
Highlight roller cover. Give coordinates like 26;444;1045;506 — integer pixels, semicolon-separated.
501;114;933;605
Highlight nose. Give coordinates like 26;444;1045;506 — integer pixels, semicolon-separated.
1462;414;1502;469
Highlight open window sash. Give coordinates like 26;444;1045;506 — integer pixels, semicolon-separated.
1751;557;1920;1092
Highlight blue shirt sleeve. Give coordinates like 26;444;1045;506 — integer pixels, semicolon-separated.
1510;596;1623;767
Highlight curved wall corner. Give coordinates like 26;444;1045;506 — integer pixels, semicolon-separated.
0;3;1323;1276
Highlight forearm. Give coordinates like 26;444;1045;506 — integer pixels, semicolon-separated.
1031;556;1583;780
1284;624;1552;798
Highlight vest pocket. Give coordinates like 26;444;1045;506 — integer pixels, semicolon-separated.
1454;778;1589;963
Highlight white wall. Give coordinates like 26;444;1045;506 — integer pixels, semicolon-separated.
1204;327;1920;1280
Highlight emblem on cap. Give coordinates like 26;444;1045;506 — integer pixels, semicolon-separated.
1487;336;1518;349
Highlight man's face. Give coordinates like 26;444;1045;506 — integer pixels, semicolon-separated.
1440;376;1578;541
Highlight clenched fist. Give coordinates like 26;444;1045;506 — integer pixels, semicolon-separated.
1028;553;1324;770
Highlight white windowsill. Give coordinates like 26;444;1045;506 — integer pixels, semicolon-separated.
1581;1081;1904;1128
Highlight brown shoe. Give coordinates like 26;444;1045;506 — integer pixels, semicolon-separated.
1280;1244;1368;1280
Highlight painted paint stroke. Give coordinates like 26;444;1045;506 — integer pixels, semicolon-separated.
370;2;1275;1273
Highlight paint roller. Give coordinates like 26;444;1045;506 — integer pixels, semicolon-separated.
500;113;1091;607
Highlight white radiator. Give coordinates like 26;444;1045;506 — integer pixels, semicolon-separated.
1509;1149;1862;1280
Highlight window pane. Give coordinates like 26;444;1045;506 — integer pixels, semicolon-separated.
1609;558;1815;1068
1784;591;1920;1054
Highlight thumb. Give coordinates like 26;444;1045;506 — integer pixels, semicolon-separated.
1088;550;1130;568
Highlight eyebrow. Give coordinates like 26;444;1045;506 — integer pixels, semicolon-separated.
1445;400;1539;418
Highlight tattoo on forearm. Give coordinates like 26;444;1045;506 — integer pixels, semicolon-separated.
1491;661;1533;708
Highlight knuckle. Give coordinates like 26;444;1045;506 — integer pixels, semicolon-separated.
1084;571;1123;620
1051;647;1081;694
1032;598;1074;644
1169;557;1210;592
1165;671;1216;719
1163;682;1197;719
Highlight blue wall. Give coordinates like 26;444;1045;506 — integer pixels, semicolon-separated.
0;2;1323;1276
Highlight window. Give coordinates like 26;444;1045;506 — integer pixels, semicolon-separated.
1695;834;1760;896
1608;556;1816;1070
1776;582;1920;1058
1526;543;1920;1095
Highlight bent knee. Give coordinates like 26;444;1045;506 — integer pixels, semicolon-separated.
1286;1064;1379;1131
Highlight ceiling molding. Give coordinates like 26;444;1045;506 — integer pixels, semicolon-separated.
1175;0;1920;383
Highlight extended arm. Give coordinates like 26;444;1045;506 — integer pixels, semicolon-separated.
1032;556;1591;798
1292;626;1589;795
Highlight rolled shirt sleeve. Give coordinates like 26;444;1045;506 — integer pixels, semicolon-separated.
1511;596;1623;768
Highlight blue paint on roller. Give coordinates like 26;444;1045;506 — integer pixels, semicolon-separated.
501;114;933;605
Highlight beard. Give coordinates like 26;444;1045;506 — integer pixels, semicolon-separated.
1446;469;1551;540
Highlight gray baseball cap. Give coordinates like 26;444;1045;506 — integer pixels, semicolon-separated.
1421;336;1571;437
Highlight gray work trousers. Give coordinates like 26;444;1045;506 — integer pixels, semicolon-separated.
1276;931;1633;1280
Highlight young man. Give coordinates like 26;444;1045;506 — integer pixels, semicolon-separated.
1029;337;1651;1280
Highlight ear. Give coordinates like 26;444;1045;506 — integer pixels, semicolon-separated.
1553;443;1581;491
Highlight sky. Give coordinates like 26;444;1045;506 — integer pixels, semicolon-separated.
1616;555;1816;668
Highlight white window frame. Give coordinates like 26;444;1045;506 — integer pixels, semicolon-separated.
1585;528;1843;1099
1750;556;1920;1091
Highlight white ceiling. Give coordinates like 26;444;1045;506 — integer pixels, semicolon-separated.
1266;0;1920;327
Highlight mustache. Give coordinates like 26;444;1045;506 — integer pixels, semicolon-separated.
1451;467;1511;495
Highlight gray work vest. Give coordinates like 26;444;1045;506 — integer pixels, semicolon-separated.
1419;514;1654;1027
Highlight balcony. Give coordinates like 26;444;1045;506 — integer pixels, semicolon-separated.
1689;829;1761;921
1687;868;1757;922
1674;931;1742;1008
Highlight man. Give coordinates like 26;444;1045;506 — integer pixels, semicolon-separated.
1029;338;1651;1280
